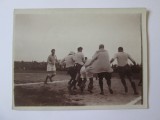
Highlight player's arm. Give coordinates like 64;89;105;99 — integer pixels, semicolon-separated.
110;54;117;63
110;58;115;63
47;56;52;64
128;54;136;65
86;52;98;67
60;58;65;65
56;55;58;62
81;53;85;64
55;55;58;63
71;55;75;63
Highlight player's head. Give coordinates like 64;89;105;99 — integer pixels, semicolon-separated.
118;47;123;52
77;47;83;52
51;49;55;54
99;44;104;49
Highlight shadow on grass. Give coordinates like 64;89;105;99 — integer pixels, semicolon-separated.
14;86;84;106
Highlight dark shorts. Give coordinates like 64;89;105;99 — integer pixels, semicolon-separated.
97;72;112;80
75;63;83;74
118;64;132;78
66;66;76;78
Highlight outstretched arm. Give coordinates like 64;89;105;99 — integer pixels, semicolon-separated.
131;59;136;65
110;54;117;64
60;58;65;65
128;54;136;65
85;52;98;67
86;59;95;67
110;58;115;63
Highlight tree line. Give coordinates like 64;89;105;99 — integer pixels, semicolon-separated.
14;61;142;73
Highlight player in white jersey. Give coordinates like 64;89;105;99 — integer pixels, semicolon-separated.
110;47;138;95
61;51;77;94
44;49;57;84
74;47;85;87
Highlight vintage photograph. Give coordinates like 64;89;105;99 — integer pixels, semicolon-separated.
13;8;147;109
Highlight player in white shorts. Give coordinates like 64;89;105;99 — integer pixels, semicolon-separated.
80;59;94;93
44;49;57;84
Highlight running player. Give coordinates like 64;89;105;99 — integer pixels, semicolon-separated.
86;44;113;95
61;51;77;94
74;47;85;87
110;47;138;95
44;49;57;84
80;58;94;93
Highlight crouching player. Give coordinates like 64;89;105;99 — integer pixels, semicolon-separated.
80;60;94;93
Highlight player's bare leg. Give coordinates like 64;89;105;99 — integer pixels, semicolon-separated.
68;79;77;95
44;74;50;84
50;73;56;82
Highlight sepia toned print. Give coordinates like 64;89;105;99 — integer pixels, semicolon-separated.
13;8;148;110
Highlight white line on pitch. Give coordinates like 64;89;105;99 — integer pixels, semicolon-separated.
126;96;142;105
14;80;67;86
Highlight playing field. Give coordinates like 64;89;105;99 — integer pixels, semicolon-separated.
14;71;142;107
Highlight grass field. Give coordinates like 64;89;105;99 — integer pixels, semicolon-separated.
14;71;142;107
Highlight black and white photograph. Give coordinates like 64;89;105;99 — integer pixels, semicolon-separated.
13;8;147;109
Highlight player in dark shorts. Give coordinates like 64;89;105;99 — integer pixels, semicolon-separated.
97;72;113;95
86;44;113;95
61;51;77;94
110;47;138;95
74;47;85;88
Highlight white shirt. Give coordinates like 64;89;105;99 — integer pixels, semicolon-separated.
61;55;75;68
80;60;93;79
47;54;57;65
113;52;134;66
86;49;113;73
74;52;85;65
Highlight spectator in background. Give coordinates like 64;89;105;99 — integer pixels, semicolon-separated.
110;47;138;95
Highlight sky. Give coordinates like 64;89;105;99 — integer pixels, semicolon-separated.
14;9;142;64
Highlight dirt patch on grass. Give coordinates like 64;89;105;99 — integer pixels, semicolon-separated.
14;72;142;107
14;85;84;106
